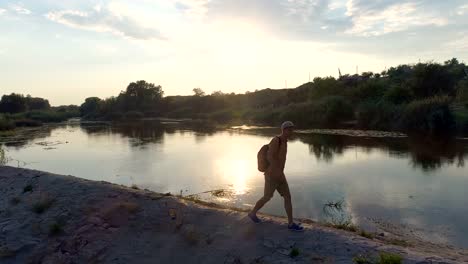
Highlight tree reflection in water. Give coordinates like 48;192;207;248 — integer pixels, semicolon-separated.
295;133;468;172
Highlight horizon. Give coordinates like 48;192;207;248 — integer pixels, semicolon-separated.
1;0;468;106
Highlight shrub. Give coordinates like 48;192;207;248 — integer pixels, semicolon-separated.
104;112;123;121
208;110;235;123
49;221;64;236
247;108;282;125
25;110;65;122
356;102;402;131
350;79;387;102
317;96;354;124
123;111;144;120
378;252;402;264
280;96;353;127
32;195;54;214
14;119;43;127
456;80;468;105
0;116;15;131
383;86;413;104
401;96;455;135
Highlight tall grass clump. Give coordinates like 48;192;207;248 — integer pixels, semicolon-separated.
123;111;144;120
281;96;353;127
356;102;402;131
0;115;15;131
401;96;455;135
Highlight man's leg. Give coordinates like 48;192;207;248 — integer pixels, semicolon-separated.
284;194;293;225
249;176;275;217
278;182;293;225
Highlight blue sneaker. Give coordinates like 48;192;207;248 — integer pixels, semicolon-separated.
288;223;304;232
248;213;261;223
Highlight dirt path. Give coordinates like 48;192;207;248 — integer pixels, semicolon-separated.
1;166;466;263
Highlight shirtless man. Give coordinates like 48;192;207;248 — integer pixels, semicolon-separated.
248;121;303;231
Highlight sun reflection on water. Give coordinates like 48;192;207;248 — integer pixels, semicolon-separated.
215;156;253;196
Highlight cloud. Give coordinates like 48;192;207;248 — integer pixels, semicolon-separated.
345;1;448;36
174;0;210;19
0;8;6;15
446;34;468;52
173;0;464;42
46;5;164;40
458;4;468;16
9;4;31;15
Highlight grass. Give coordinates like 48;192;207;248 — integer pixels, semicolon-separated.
102;201;141;220
353;252;403;264
23;184;33;193
0;146;6;166
49;221;64;236
0;247;15;258
359;230;375;239
0;130;15;137
378;252;403;264
9;197;21;205
387;238;411;247
325;220;358;232
32;196;55;214
289;248;300;258
14;119;42;127
120;202;140;213
353;255;372;264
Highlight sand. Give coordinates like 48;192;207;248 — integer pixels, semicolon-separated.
1;166;467;264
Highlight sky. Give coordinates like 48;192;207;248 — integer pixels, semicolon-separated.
0;0;467;106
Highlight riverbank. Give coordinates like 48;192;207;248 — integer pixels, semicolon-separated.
1;166;467;263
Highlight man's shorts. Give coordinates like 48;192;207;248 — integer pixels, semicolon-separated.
264;175;291;198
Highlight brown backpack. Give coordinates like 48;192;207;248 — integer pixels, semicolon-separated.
257;137;281;172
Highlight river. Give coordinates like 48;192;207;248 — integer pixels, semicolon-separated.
2;120;468;248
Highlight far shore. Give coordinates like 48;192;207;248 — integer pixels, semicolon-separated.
1;166;467;263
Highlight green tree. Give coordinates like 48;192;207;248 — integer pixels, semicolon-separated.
0;93;27;113
25;95;50;110
193;88;205;97
409;63;456;98
80;97;102;117
120;80;164;112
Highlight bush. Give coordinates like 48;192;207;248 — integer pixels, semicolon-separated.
280;96;353;128
0;116;15;131
25;111;64;122
311;96;354;126
378;252;402;264
383;86;413;104
350;79;387;102
123;111;144;120
356;102;402;131
246;108;282;125
208;110;235;124
456;80;468;105
14;119;43;127
279;103;311;126
104;112;123;121
401;96;455;135
454;109;468;136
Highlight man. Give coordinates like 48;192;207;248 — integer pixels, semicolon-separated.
248;121;304;231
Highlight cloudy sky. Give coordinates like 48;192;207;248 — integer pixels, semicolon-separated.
1;0;467;105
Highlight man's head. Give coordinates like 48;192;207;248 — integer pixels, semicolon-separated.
280;121;295;138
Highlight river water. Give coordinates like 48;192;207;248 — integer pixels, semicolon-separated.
2;121;468;248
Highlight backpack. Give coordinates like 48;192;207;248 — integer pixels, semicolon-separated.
257;137;281;172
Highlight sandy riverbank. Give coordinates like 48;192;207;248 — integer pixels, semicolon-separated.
0;166;467;263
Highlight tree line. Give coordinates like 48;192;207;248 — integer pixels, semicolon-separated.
79;58;468;136
0;93;79;131
2;58;468;136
